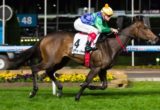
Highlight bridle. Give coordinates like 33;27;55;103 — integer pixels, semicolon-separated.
114;33;127;51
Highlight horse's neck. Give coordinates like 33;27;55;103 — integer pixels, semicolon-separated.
103;26;133;58
118;26;133;46
97;24;136;64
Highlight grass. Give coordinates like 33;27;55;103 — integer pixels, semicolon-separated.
0;82;160;110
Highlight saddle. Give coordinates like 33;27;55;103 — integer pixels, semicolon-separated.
72;32;112;67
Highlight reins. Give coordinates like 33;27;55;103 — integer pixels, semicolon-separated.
114;33;127;51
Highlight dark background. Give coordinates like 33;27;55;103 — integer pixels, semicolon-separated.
1;0;160;66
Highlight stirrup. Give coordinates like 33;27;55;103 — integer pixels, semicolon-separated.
85;46;97;52
85;46;92;52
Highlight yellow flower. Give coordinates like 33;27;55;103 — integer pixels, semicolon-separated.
43;77;51;82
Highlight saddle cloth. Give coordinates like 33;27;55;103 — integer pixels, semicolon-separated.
72;33;88;55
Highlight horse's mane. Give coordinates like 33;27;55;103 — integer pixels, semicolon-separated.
116;16;132;30
97;16;147;43
97;16;132;43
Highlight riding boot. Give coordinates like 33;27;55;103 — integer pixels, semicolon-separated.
84;32;97;67
85;41;92;52
85;32;97;52
85;41;97;52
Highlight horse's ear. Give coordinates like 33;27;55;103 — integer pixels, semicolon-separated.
133;16;139;22
117;16;132;29
133;16;143;22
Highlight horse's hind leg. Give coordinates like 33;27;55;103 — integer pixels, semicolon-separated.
46;68;63;97
87;69;107;90
29;63;44;98
46;57;69;97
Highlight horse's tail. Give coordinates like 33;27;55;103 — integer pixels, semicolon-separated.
9;41;41;69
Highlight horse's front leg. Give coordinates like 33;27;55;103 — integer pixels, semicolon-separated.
75;68;100;101
87;69;107;90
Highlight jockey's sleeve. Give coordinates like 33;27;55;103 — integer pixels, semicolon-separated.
94;17;111;33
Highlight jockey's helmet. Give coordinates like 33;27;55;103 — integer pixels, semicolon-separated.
101;4;113;16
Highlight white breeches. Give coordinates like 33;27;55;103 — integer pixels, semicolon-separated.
74;18;100;45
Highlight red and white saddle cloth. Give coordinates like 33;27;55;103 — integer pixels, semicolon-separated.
72;33;96;55
72;33;100;67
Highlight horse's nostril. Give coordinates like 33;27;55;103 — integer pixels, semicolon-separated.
155;37;159;43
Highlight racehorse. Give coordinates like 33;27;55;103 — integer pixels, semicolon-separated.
9;18;159;101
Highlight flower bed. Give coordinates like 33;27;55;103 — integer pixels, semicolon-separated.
0;70;115;83
44;72;114;82
0;72;32;82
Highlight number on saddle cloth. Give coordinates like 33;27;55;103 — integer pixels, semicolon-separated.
72;33;88;55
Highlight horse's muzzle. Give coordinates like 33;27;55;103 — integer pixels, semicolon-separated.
148;37;159;44
154;37;159;43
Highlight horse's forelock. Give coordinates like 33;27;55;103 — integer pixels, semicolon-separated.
132;20;145;29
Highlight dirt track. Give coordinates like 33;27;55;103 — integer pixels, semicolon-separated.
0;68;125;74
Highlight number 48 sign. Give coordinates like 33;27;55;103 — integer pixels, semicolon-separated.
21;16;32;25
17;14;37;27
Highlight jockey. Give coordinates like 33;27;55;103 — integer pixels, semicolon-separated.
74;3;118;52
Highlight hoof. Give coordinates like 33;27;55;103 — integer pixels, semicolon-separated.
75;95;80;101
56;91;62;98
55;88;63;98
29;92;35;98
29;88;38;98
75;97;80;101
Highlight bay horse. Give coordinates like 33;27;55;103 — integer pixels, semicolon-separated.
9;19;158;101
